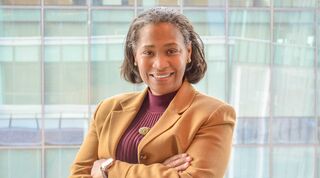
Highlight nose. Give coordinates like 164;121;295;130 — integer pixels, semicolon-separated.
152;55;169;70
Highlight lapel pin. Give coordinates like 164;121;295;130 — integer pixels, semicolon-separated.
138;127;150;136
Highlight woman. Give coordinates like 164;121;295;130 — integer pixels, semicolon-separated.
69;7;236;178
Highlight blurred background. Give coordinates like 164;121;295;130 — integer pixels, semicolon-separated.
0;0;319;178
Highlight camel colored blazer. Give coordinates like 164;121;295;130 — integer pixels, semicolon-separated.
69;81;236;178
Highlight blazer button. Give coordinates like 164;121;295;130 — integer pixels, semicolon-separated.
140;154;147;160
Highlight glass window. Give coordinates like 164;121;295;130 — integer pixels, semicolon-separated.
0;149;41;178
184;0;224;6
274;11;314;67
230;64;270;117
137;0;180;7
229;0;270;7
226;147;269;178
45;148;78;178
273;11;315;117
0;9;41;105
207;61;226;100
229;10;270;64
92;0;135;6
273;147;314;178
0;0;40;5
45;0;86;5
184;10;225;36
274;0;316;7
45;119;88;145
272;118;317;144
272;67;315;116
92;10;134;36
234;118;268;144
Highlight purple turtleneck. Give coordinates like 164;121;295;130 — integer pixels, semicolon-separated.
115;90;176;163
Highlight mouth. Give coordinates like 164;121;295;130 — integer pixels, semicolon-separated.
150;72;174;79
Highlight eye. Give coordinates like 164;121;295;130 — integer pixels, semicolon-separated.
167;48;179;55
142;50;154;56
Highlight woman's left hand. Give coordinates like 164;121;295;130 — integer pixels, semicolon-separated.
91;159;107;178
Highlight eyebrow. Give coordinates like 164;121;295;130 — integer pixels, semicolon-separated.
142;43;179;48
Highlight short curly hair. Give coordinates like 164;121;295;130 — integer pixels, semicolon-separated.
121;7;207;84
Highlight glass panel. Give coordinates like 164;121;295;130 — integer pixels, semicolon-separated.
137;0;180;7
225;147;269;178
273;147;314;178
229;0;270;7
184;10;225;36
45;148;78;178
274;11;314;67
45;10;88;37
92;0;135;6
0;149;41;178
92;10;134;36
0;117;41;146
0;9;41;105
91;61;135;104
45;0;86;5
45;119;87;145
273;67;314;116
234;118;268;144
230;64;270;117
184;0;224;6
272;118;317;144
274;0;316;7
229;10;270;64
207;61;225;100
0;0;40;5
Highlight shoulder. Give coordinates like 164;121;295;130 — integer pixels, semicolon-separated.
192;91;236;119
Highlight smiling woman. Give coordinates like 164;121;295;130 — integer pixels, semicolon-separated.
69;7;236;178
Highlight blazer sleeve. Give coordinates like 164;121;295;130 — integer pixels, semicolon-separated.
69;102;103;178
107;104;236;178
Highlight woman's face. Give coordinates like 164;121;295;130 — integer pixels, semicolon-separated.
134;22;191;96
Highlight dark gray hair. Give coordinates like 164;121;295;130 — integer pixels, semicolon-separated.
121;7;207;84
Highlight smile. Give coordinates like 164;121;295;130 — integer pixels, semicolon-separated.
151;72;174;79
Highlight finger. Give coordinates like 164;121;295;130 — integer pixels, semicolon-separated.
174;162;190;171
165;156;192;168
163;153;188;165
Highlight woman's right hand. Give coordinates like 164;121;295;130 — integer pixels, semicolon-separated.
162;153;192;172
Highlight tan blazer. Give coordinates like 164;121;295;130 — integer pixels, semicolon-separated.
69;81;236;178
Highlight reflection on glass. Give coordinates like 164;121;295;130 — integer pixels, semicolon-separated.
184;10;224;36
137;0;180;6
229;11;270;64
272;118;316;144
273;147;314;178
230;64;270;117
0;9;41;105
92;10;134;36
0;149;41;178
46;148;78;178
274;12;314;66
229;0;270;7
273;67;314;116
45;0;86;5
234;118;268;144
91;61;135;104
0;0;40;5
44;10;88;105
92;0;134;6
184;0;224;6
45;119;87;145
226;147;269;178
274;0;315;7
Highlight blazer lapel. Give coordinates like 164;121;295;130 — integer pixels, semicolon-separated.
138;81;196;152
104;88;148;157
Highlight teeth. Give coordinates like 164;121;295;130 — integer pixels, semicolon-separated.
154;73;171;79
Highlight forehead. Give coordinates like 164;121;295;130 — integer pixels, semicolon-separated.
136;22;185;45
